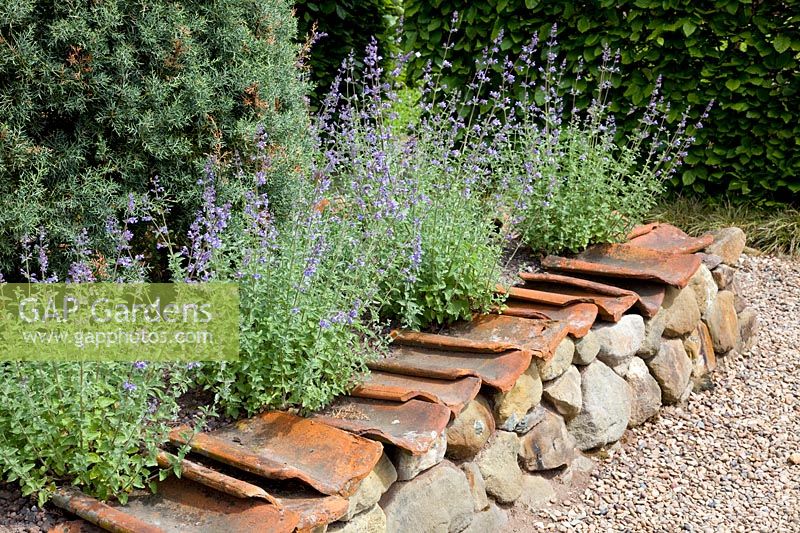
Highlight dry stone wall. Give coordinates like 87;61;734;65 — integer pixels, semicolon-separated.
48;225;759;533
330;227;758;533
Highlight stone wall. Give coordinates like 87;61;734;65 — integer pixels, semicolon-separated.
328;227;758;533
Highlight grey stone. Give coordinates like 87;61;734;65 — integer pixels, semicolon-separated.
679;380;693;403
572;330;600;365
625;357;661;427
380;461;475;533
683;322;717;390
662;285;701;338
705;291;740;353
393;431;447;481
592;315;645;367
647;338;692;405
688;264;718;317
517;475;556;511
698;252;723;270
567;361;632;450
446;396;494;461
519;408;576;471
536;337;575;381
711;264;736;290
330;505;387;533
542;365;582;419
493;365;542;431
460;504;507;533
737;307;759;354
705;227;746;266
557;453;596;485
343;453;397;520
512;404;547;435
730;274;744;296
637;308;667;358
609;359;631;377
475;431;523;504
460;462;489;512
731;277;749;313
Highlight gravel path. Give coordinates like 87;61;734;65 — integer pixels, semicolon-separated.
509;253;800;532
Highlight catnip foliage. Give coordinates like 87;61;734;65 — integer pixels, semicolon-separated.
0;205;201;505
317;34;506;329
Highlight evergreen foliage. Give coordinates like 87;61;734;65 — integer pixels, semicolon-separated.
403;0;800;202
0;0;311;272
294;0;401;100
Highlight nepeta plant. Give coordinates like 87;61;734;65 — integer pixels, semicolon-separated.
317;32;505;328
159;145;388;416
477;26;709;255
0;206;200;505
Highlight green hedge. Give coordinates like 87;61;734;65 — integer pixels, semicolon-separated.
295;1;401;99
403;0;800;202
0;0;310;272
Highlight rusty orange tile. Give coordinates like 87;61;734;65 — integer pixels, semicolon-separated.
518;272;641;321
156;451;279;505
351;371;481;416
503;285;578;305
123;478;298;533
169;411;383;498
505;284;635;323
500;301;598;338
627;223;713;254
550;272;666;318
51;489;166;533
52;481;299;533
275;492;349;531
368;344;531;391
519;272;636;298
312;397;452;455
443;314;569;361
626;222;660;240
390;329;519;353
542;243;702;288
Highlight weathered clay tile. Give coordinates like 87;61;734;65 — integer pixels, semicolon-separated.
155;451;279;504
168;411;383;498
51;489;164;533
312;397;451;455
542;243;702;288
626;222;660;240
626;223;714;254
499;300;598;338
368;344;531;391
443;314;569;361
351;371;481;416
551;273;666;318
274;492;349;531
506;275;638;322
390;329;519;353
52;480;299;533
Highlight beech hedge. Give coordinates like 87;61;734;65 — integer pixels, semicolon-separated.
403;0;800;202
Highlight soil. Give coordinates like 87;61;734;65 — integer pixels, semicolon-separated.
499;239;544;287
0;482;63;532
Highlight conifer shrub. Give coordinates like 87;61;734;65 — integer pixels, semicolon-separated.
0;0;310;272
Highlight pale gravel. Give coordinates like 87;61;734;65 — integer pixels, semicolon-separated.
508;253;800;532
